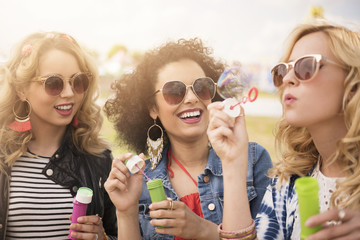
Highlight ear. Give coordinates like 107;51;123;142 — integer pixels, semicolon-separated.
347;84;358;102
15;88;27;101
149;105;158;120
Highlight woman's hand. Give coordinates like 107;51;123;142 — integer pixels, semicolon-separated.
104;153;145;213
149;199;218;240
69;214;105;240
207;101;249;165
306;208;360;239
207;101;252;231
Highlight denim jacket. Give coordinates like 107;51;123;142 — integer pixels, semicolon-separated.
138;142;273;240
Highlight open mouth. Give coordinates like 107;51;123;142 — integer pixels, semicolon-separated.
178;110;201;120
55;104;73;111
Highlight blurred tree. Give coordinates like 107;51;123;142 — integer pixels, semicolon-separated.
108;44;128;59
306;6;324;21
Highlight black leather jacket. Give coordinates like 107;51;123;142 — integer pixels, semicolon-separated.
0;129;117;239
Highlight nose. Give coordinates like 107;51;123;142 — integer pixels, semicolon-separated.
183;85;199;104
282;66;298;87
60;80;75;97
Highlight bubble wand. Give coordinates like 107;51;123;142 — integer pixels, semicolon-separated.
124;155;151;181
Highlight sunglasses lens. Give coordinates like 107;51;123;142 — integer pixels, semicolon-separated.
272;64;287;87
162;81;186;105
73;73;89;94
193;77;215;100
44;76;63;96
295;56;317;80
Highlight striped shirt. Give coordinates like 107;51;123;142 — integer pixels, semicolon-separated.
6;154;73;239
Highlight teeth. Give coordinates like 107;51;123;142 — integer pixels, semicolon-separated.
179;111;201;119
55;105;72;110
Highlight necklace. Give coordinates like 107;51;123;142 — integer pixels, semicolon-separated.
167;147;198;187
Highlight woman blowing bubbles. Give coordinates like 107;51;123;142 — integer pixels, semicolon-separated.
228;22;360;239
104;38;272;239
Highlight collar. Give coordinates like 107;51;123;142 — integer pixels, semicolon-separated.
144;143;223;179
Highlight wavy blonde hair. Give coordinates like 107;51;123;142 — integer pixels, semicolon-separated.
270;21;360;209
0;32;109;174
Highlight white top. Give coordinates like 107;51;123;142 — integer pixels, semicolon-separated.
311;162;345;213
292;162;346;237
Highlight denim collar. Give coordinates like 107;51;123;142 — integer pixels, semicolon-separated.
144;143;223;180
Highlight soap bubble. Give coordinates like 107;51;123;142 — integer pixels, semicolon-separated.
217;66;250;100
216;66;258;118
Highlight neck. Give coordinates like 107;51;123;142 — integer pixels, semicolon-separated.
169;137;209;168
27;122;67;157
308;116;347;177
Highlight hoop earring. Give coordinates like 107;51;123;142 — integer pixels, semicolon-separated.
147;119;164;170
8;99;32;132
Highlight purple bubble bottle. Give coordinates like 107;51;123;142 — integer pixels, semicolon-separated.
68;187;93;239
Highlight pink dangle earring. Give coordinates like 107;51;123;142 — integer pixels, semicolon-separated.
8;99;32;132
72;116;79;127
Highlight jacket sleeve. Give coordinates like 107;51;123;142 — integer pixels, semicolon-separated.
102;150;118;239
255;177;298;240
249;143;273;218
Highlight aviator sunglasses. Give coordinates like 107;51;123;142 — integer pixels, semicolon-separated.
153;77;216;105
271;54;343;87
32;72;91;96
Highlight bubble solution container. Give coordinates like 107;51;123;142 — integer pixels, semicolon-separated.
146;178;167;203
146;178;167;228
295;177;322;240
68;187;93;240
124;155;145;174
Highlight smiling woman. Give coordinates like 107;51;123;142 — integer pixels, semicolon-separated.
103;38;273;240
0;32;117;240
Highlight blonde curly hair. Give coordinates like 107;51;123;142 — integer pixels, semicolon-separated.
0;32;108;173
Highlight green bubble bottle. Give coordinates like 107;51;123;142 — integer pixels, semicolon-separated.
146;178;167;203
295;177;322;240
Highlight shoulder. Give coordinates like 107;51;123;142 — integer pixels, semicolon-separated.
248;142;272;166
268;176;298;202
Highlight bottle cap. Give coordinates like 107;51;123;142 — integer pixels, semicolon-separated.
295;177;319;195
75;187;93;204
124;155;145;174
146;178;163;189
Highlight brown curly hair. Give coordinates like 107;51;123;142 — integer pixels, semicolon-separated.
104;38;225;153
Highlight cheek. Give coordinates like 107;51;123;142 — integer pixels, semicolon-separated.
75;94;85;106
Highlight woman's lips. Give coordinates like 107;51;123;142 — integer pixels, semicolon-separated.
284;94;297;105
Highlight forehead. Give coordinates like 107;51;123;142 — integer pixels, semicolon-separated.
290;31;334;61
156;59;205;87
38;49;80;76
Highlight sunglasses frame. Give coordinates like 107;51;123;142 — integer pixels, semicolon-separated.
271;54;343;87
153;77;217;105
32;72;92;96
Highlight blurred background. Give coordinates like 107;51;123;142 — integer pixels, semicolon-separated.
1;0;359;160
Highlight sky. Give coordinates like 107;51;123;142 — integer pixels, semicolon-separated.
0;0;359;66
